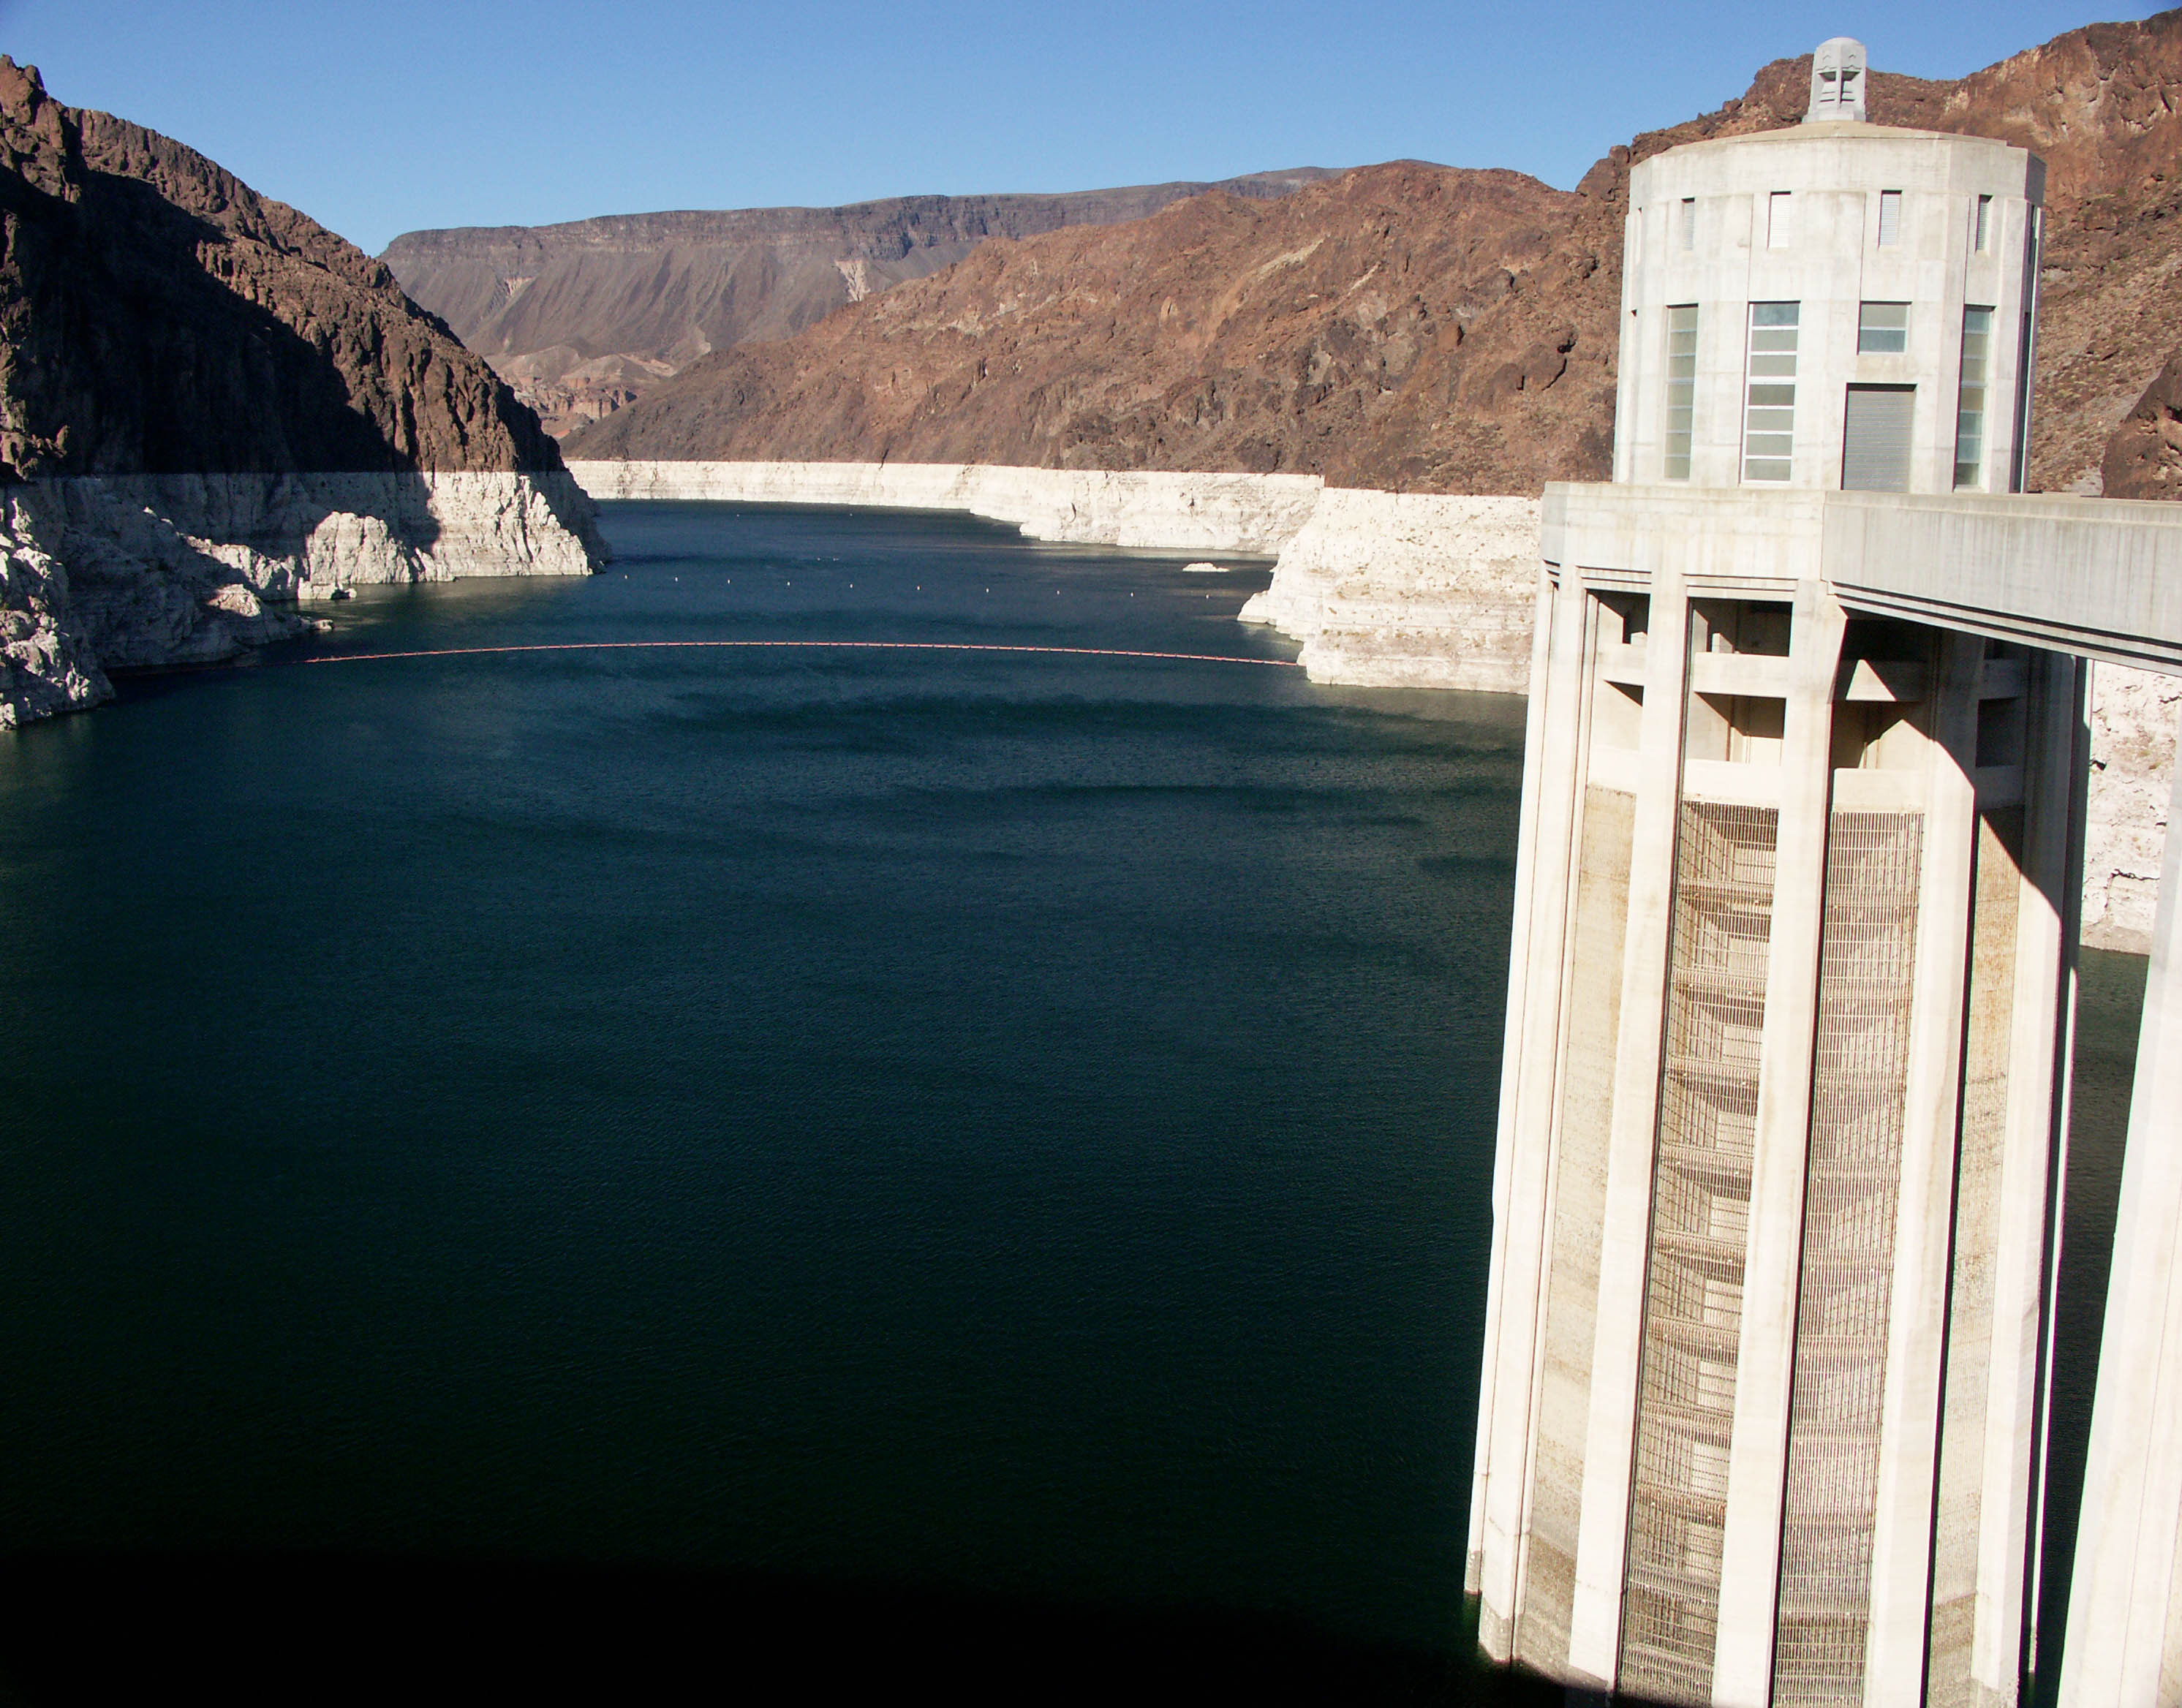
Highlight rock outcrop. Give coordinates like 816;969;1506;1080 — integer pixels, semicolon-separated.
0;486;105;722
2102;352;2182;499
1237;491;1539;692
2081;663;2180;951
383;172;1345;437
0;56;606;728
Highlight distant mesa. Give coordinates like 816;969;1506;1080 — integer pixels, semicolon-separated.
381;170;1351;437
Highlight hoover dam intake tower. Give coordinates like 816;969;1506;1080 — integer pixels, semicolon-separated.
1468;40;2182;1708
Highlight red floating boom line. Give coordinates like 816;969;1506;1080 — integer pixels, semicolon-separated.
303;639;1305;668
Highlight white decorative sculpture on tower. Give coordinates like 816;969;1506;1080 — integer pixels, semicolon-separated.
1807;37;1870;124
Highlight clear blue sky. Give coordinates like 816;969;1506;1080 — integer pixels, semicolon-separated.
1;0;2164;255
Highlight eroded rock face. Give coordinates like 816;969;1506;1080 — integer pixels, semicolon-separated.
0;488;106;728
2102;353;2182;499
382;172;1348;437
567;162;1623;494
2084;663;2180;952
0;57;608;728
1238;490;1539;692
0;59;567;480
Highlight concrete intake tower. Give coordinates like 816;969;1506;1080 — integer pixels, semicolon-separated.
1468;39;2182;1707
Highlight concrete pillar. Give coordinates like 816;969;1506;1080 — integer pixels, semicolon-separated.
1920;651;2080;1708
1713;580;1846;1706
1476;575;1594;1655
1567;566;1693;1686
1971;654;2080;1704
2059;697;2182;1707
2020;658;2091;1695
1865;632;1983;1703
1470;570;1560;1600
1509;583;1607;1640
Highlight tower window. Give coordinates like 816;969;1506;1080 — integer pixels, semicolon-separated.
1974;195;1993;252
1955;306;1994;489
1768;192;1793;249
1666;306;1699;479
1743;303;1799;482
1877;190;1903;246
1857;302;1909;355
1681;198;1696;250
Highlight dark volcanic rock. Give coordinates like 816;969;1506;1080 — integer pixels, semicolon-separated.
0;56;562;479
382;171;1348;436
567;10;2182;498
2102;353;2182;498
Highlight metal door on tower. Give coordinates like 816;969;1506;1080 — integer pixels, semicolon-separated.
1843;385;1916;491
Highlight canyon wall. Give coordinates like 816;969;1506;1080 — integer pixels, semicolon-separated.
2081;664;2180;953
564;162;1617;495
385;170;1344;437
0;58;605;730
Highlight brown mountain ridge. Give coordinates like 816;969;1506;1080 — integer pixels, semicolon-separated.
383;171;1346;436
568;10;2182;498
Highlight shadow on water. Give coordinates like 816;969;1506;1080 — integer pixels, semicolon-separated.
0;1557;1566;1708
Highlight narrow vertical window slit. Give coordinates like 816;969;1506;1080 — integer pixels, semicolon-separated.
1955;307;1993;490
1744;303;1800;483
1666;306;1699;480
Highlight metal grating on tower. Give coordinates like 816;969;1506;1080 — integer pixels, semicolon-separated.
1772;811;1925;1704
1619;801;1779;1704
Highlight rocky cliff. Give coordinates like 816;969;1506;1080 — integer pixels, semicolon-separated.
0;58;606;729
565;162;1619;493
382;171;1343;437
564;11;2182;499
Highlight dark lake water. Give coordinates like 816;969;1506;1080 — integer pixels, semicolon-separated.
0;502;1549;1704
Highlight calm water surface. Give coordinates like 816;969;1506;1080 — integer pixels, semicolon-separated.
0;503;1542;1700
